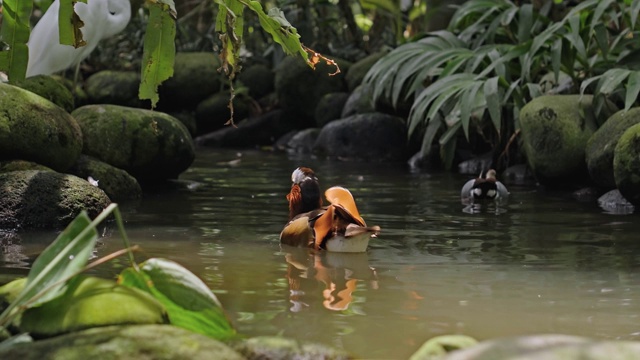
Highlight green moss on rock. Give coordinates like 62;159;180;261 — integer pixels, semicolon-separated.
85;71;142;107
72;105;195;183
68;155;142;201
519;95;615;186
0;160;53;173
0;170;111;230
13;75;74;112
586;107;640;188
158;52;224;111
613;123;640;205
0;83;83;172
0;325;244;360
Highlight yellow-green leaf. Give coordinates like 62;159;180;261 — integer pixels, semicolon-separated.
139;1;176;108
0;0;33;81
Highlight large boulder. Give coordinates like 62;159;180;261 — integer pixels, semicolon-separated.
72;105;195;183
275;56;351;128
0;325;244;360
68;155;142;201
613;123;640;205
314;113;407;161
85;70;143;108
586;108;640;188
0;83;83;172
519;95;614;187
0;170;111;230
597;189;635;215
13;75;74;112
158;52;224;111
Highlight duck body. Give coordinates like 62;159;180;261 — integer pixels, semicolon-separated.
280;168;380;253
461;169;509;202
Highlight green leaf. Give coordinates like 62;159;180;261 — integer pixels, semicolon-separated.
0;0;32;81
58;0;87;47
459;81;483;139
0;211;98;325
551;38;562;81
624;71;640;111
119;258;236;340
484;76;502;134
246;2;308;63
439;123;460;170
139;0;177;108
597;68;631;95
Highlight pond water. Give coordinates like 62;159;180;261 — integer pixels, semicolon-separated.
3;148;640;359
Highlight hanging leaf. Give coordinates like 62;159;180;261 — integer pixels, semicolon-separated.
245;1;308;63
0;0;32;81
58;0;87;48
139;0;177;108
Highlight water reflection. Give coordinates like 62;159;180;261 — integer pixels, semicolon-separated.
282;246;378;312
3;149;640;359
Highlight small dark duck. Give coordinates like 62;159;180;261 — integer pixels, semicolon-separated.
461;169;509;202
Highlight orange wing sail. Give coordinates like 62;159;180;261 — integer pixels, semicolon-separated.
324;186;366;226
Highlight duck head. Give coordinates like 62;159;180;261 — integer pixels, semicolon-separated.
286;167;322;220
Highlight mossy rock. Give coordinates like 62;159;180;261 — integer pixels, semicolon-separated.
0;324;244;360
237;63;274;99
314;113;407;161
158;52;224;111
13;75;74;112
85;71;142;107
68;155;142;201
0;83;83;172
613;123;640;205
19;276;168;338
275;56;352;128
315;92;349;128
586;107;640;188
0;170;111;230
0;160;53;173
519;95;616;187
72;105;195;183
233;336;351;360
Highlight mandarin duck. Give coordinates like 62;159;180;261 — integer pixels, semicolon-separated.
280;167;380;253
461;169;509;201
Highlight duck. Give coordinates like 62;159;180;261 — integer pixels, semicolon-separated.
280;167;380;252
461;169;509;201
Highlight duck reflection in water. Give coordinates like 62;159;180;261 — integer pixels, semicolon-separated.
282;246;378;312
461;169;509;214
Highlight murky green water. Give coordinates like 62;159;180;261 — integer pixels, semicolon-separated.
3;149;640;359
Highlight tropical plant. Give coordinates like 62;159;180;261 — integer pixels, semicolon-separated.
0;203;236;342
365;0;640;169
